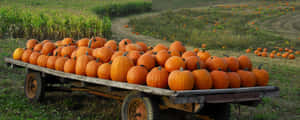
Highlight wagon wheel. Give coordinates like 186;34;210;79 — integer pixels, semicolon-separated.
24;71;45;102
121;92;159;120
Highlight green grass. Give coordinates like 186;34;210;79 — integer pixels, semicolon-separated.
129;0;300;50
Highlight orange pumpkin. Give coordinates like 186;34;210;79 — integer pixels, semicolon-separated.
194;48;199;53
93;47;114;63
227;72;241;88
41;42;55;55
205;56;227;71
55;56;68;71
41;40;50;45
282;52;289;58
125;43;142;51
55;41;64;47
276;52;281;56
261;52;268;57
271;50;276;54
53;47;63;56
86;59;102;77
210;69;230;89
119;39;132;51
252;65;269;86
185;56;204;71
76;52;92;75
201;44;206;48
71;50;77;59
169;41;186;53
62;38;73;46
169;50;181;57
269;53;275;58
284;48;289;52
29;52;41;65
263;48;268;52
91;37;106;48
192;67;212;89
295;51;300;55
33;43;43;52
288;54;295;59
37;54;49;67
137;54;156;70
76;40;93;57
26;39;38;49
237;70;256;87
136;42;148;52
13;48;24;60
254;50;259;55
97;62;112;79
146;66;169;88
155;50;171;66
111;51;125;61
152;44;168;52
104;40;117;51
110;53;134;82
61;46;75;57
64;57;76;73
238;55;252;70
257;48;262;51
46;54;58;69
224;56;239;72
168;68;194;91
197;49;211;62
77;38;90;47
278;48;283;52
246;48;251;53
127;51;143;64
182;51;196;60
127;65;148;85
165;56;185;72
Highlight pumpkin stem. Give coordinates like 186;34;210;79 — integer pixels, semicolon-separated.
88;39;92;48
47;53;52;56
168;51;171;54
140;64;145;68
218;68;222;71
73;56;76;60
85;51;89;55
227;68;231;72
258;64;263;69
153;52;157;55
223;54;229;57
124;41;128;45
54;52;58;56
180;67;184;71
196;62;201;69
158;66;162;71
123;52;128;56
139;51;144;54
96;58;100;63
244;68;249;71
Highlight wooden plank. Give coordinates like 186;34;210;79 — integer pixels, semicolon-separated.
4;58;175;96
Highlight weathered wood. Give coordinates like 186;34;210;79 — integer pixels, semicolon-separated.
5;58;175;96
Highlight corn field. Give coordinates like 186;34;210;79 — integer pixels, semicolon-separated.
0;7;112;40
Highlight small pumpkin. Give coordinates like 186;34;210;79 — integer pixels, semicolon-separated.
169;41;186;53
86;59;102;77
168;68;194;91
288;54;295;59
263;48;268;52
41;40;50;45
146;66;169;88
119;39;132;51
93;47;114;62
197;49;211;62
194;48;199;53
192;64;212;89
26;39;38;49
252;64;269;86
104;40;118;51
29;52;41;65
271;50;276;54
282;52;289;58
97;61;112;79
136;42;148;52
91;37;106;48
110;52;134;82
246;48;251;53
37;54;49;67
155;50;171;66
295;51;300;55
257;48;262;51
55;56;68;71
64;57;76;73
269;53;275;58
261;52;268;57
201;44;206;48
181;51;196;60
137;54;156;70
13;48;24;60
237;69;256;87
278;48;283;52
165;56;185;72
76;52;92;75
210;69;230;89
152;44;168;52
238;55;252;70
276;52;281;56
127;65;148;85
41;42;55;55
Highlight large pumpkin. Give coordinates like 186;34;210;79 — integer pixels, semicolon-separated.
146;66;169;88
237;70;256;87
136;42;148;52
97;62;112;79
224;56;239;72
53;47;63;56
64;57;76;73
41;42;55;55
46;53;58;69
197;49;211;62
77;38;90;47
205;56;228;71
110;53;134;82
37;54;49;67
93;47;114;62
13;48;24;60
119;39;132;51
137;54;156;70
127;51;143;64
29;52;41;65
165;56;185;72
86;59;102;77
55;56;68;71
227;71;241;88
22;49;33;63
104;40;118;51
75;53;92;75
185;56;204;71
76;40;93;57
152;44;168;52
26;39;38;49
210;70;230;89
169;41;186;53
192;68;212;89
127;65;148;85
238;55;252;70
168;68;194;91
33;43;43;52
181;51;196;60
111;51;125;61
91;37;106;48
155;50;171;66
61;46;76;57
252;65;269;86
169;50;181;57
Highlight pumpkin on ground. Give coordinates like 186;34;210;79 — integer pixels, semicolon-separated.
64;57;76;73
155;50;171;66
127;65;148;85
146;66;169;88
13;48;24;60
210;69;230;89
97;62;112;79
104;40;117;51
91;37;106;48
246;48;251;53
169;41;186;53
238;55;252;70
168;68;194;91
76;53;92;75
227;71;241;88
110;53;134;82
276;53;281;57
137;54;156;70
26;39;38;49
55;56;68;71
86;59;102;77
93;47;114;62
37;54;49;67
288;54;295;59
237;69;256;87
192;65;212;89
165;56;185;72
29;52;41;65
252;65;269;86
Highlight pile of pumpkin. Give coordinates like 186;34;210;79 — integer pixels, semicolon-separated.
246;47;299;59
12;37;269;91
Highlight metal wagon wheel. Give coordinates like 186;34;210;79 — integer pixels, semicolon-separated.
121;92;159;120
24;71;45;102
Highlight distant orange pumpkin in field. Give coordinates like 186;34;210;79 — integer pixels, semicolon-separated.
269;53;275;58
288;54;295;59
295;51;300;55
246;48;251;53
276;53;281;56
